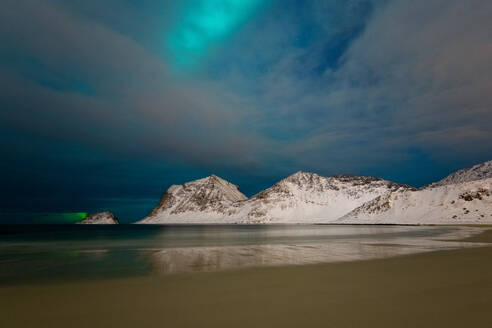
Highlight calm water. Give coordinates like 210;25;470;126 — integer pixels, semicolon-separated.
0;224;485;285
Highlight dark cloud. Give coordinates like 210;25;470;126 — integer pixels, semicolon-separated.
0;0;272;170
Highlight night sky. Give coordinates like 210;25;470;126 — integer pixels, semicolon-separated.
1;0;491;223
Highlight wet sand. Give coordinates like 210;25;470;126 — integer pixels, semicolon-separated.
462;227;492;242
2;229;492;328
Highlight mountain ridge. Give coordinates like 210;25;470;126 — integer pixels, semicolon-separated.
134;160;492;224
138;171;414;224
339;178;491;225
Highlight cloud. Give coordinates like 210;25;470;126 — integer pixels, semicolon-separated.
210;0;492;174
1;0;491;198
333;0;492;158
0;0;274;172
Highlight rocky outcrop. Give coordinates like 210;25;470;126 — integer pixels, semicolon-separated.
78;211;119;224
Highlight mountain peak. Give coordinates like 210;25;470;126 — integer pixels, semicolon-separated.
187;174;228;185
284;171;320;182
146;175;247;218
428;160;492;188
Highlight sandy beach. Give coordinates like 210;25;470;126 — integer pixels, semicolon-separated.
2;227;492;328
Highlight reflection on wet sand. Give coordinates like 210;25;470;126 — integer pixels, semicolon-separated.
1;225;488;284
149;227;486;274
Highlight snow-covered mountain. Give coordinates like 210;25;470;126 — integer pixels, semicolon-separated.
235;172;412;224
337;178;491;225
138;161;491;225
78;211;119;224
139;175;247;224
427;160;492;188
139;172;412;224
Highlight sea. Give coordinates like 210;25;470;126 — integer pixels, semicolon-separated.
0;224;485;285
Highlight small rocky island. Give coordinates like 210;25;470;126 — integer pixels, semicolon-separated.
77;211;119;224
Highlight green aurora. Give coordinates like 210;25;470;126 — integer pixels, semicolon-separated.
37;212;87;224
167;0;266;69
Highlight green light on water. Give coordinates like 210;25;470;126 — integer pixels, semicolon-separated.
168;0;265;69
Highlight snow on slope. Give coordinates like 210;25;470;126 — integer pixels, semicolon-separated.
235;172;412;224
139;172;411;224
137;161;492;225
139;175;247;224
337;178;492;225
427;160;492;188
78;211;119;224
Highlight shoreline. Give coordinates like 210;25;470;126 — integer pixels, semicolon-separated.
1;229;492;328
2;222;492;227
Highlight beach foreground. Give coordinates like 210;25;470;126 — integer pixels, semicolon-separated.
2;229;492;328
